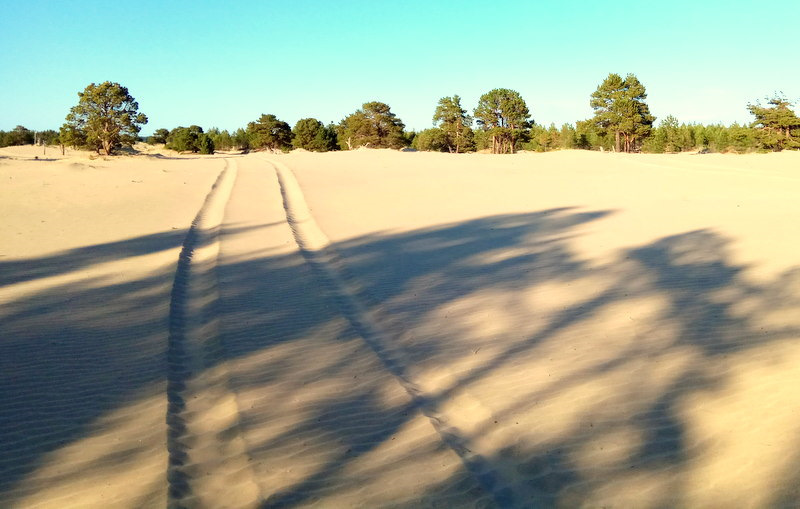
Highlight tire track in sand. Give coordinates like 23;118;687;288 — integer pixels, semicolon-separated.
269;159;517;507
166;158;262;508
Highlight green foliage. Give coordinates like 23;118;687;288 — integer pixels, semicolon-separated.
206;128;235;151
149;128;170;145
292;118;338;152
403;130;417;147
574;120;605;150
642;115;680;153
22;74;795;158
0;125;35;147
411;128;450;152
472;128;490;151
292;118;322;150
636;118;764;154
41;130;59;145
747;95;800;151
559;124;577;149
728;122;758;153
247;114;292;151
433;95;474;153
474;88;531;153
233;128;250;152
521;123;578;152
317;123;339;152
337;101;407;150
197;133;215;154
166;125;204;152
58;123;87;149
61;81;147;155
590;73;655;152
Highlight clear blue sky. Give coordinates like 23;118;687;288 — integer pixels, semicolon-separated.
1;0;798;135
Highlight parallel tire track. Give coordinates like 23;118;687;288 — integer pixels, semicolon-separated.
268;159;516;508
165;159;261;508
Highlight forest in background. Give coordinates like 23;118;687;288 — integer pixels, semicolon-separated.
2;73;798;155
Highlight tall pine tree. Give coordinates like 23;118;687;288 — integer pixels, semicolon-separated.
62;82;148;155
747;95;800;150
433;95;473;153
590;73;654;152
474;89;531;154
336;102;406;149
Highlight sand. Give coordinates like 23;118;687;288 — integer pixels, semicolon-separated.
1;146;799;507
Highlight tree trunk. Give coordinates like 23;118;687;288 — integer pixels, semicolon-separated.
60;144;65;156
615;131;621;152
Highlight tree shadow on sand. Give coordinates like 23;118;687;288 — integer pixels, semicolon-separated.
1;208;799;506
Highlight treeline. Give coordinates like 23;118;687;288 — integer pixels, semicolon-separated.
147;103;399;154
8;75;799;156
149;115;339;154
410;76;800;154
0;126;59;148
145;75;799;155
484;119;777;154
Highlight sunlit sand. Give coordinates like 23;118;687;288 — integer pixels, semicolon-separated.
2;146;799;507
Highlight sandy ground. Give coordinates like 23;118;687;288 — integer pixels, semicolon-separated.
1;145;799;507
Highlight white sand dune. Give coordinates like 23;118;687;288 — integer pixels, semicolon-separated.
1;147;799;507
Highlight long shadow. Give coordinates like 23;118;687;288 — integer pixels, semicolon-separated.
0;225;268;287
270;214;800;505
2;208;799;506
0;224;266;502
0;229;188;287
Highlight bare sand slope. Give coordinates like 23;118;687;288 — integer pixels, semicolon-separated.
2;148;799;507
0;151;224;507
282;149;800;507
207;157;490;507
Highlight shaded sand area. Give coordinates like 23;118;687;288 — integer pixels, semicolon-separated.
2;146;800;507
0;146;224;506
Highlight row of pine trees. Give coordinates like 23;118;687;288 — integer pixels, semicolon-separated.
148;73;799;155
3;74;798;155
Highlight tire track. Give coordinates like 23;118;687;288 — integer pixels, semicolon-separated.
165;159;261;508
268;159;517;508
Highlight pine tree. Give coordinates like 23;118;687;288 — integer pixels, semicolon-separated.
433;95;473;153
590;73;654;152
197;133;215;154
166;125;204;152
150;128;170;145
337;102;407;150
247;114;292;151
62;82;147;155
411;128;449;151
474;89;531;154
747;95;800;150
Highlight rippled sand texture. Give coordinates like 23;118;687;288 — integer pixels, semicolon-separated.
2;147;800;507
0;149;223;507
285;149;800;507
